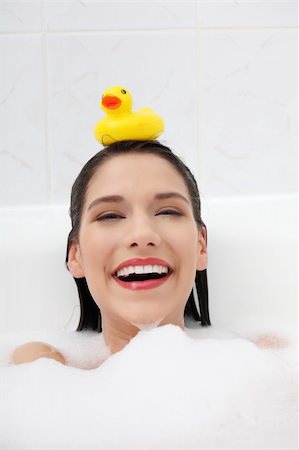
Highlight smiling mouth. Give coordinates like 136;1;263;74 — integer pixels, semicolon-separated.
112;265;173;290
113;264;172;281
116;272;170;282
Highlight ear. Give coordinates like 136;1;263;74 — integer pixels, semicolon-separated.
196;226;208;271
67;242;85;278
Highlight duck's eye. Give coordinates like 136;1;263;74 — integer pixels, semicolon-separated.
121;89;127;94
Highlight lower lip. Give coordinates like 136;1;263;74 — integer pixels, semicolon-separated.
113;273;172;290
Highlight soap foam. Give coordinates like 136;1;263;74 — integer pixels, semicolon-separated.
1;324;297;450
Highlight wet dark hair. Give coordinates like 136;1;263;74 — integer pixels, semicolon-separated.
65;140;211;332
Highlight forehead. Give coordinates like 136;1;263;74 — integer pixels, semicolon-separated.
86;153;189;199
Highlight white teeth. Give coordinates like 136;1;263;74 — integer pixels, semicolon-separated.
116;264;170;278
125;266;133;276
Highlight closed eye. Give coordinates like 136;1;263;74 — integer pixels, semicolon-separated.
96;213;125;221
157;209;183;216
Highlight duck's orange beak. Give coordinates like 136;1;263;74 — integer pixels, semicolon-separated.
102;95;121;109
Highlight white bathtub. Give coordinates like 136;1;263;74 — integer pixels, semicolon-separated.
0;194;297;338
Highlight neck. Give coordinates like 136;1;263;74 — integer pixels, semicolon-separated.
102;314;185;355
102;319;139;354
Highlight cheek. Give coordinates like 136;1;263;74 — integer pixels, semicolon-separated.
79;227;115;273
170;224;199;263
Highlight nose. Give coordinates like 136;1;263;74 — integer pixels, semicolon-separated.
122;214;161;248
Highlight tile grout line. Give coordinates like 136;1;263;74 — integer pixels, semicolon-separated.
41;0;52;205
0;28;196;37
0;26;297;37
196;2;205;195
195;1;202;188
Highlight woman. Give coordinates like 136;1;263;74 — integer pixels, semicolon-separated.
12;139;210;365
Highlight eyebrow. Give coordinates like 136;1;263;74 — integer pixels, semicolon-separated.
87;192;190;211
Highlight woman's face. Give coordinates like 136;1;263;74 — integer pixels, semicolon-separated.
68;153;207;328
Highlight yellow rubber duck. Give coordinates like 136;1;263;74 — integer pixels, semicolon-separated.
94;86;164;146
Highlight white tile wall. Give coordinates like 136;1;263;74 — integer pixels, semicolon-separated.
0;0;297;206
44;0;198;31
0;0;42;32
0;34;48;205
198;28;297;196
197;0;297;28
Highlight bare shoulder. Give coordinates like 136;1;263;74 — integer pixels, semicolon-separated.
251;333;289;349
11;341;66;365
